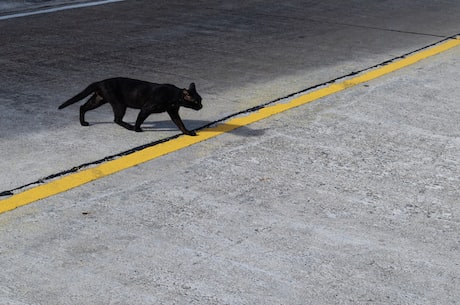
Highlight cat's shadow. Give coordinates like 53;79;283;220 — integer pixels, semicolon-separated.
91;120;267;137
144;119;267;137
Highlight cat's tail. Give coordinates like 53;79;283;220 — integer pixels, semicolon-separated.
58;82;99;109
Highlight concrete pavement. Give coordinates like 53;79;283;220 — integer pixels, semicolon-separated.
0;1;459;304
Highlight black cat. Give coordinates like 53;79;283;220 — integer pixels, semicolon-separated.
58;77;203;136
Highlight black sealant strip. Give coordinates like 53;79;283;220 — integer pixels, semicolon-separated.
1;34;458;197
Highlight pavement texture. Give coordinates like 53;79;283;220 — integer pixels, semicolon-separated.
0;1;459;304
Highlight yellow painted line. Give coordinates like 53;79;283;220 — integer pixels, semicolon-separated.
1;37;459;214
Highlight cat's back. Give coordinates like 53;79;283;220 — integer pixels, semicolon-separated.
104;77;158;88
104;77;161;97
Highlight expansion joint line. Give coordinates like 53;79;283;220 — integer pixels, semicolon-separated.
1;34;459;214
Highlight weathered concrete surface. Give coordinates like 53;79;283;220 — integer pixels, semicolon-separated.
0;1;459;304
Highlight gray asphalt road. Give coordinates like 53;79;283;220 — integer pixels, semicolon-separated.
0;1;459;304
0;0;110;15
2;0;459;192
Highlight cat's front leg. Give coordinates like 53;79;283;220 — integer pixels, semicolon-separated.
167;109;196;136
134;109;151;132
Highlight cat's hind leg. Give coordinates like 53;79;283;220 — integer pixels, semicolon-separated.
80;93;106;126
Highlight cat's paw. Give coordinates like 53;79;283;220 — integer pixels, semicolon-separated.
135;127;143;132
81;122;90;126
185;130;197;136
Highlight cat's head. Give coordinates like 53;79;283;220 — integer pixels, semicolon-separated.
182;83;203;110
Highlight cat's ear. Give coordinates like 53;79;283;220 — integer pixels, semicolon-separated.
183;89;192;101
189;83;196;91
